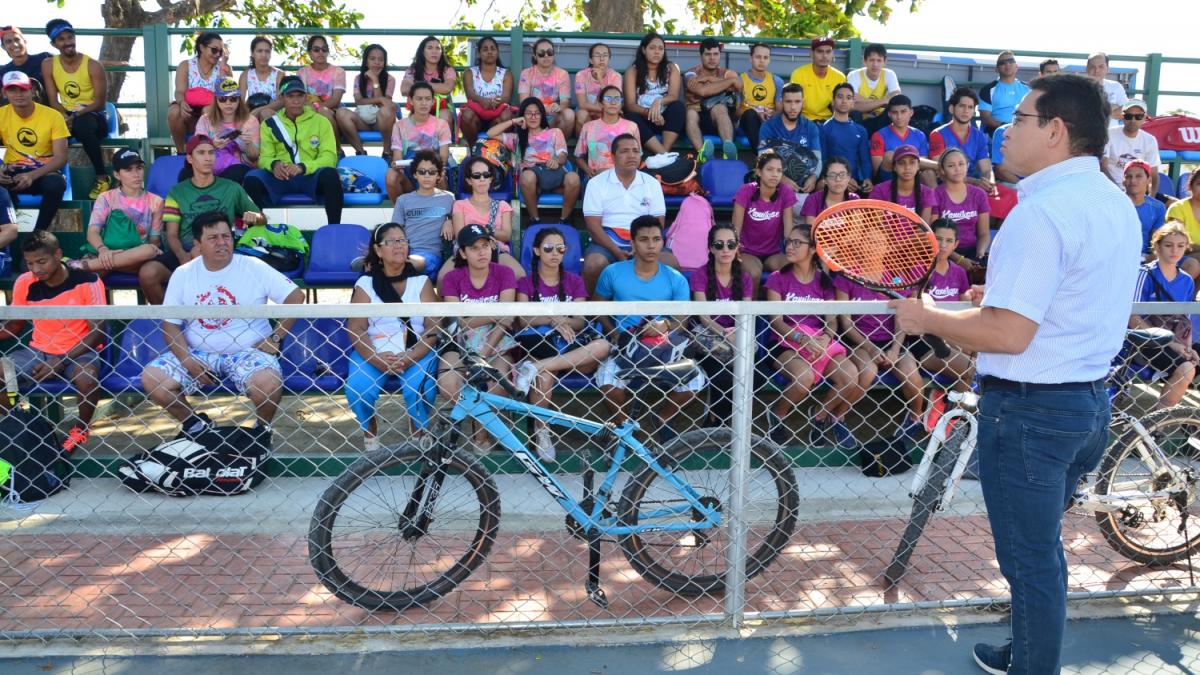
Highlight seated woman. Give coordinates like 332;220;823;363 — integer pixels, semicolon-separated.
1129;222;1198;409
933;147;991;273
868;144;934;224
240;36;284;122
688;223;753;427
459;36;514;142
440;156;524;283
344;222;441;453
763;224;862;448
518;38;575;138
733;151;796;294
190;77;260;185
385;81;452;201
401;36;457;131
1166;171;1200;280
512;227;611;461
623;32;685;156
488;97;580;225
296;35;349;133
167;31;232;153
574;42;623;137
908;219;975;392
391;150;454;277
72;149;162;281
575;84;640;179
341;44;398;160
799;156;859;224
437;224;520;454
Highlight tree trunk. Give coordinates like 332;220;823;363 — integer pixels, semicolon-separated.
583;0;644;33
99;0;144;102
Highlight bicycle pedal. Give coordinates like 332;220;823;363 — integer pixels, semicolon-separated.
586;582;608;609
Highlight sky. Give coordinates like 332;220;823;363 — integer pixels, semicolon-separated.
5;0;1197;112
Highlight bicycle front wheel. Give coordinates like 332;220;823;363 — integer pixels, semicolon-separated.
618;428;799;596
1095;405;1200;565
308;443;500;611
884;420;968;587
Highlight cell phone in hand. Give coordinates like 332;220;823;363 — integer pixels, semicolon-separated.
220;128;242;140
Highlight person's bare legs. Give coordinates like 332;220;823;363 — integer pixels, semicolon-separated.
560;172;581;221
244;367;283;427
141;366;193;422
138;261;171;305
336;108;367;155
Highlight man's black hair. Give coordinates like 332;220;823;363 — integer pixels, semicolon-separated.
192;211;232;240
1029;73;1109;157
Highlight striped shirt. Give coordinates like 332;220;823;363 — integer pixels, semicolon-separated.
978;156;1140;382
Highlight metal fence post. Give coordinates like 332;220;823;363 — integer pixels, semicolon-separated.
1144;52;1163;115
509;25;524;106
723;308;755;629
142;23;171;142
847;36;863;71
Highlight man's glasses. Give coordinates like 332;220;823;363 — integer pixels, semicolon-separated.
1011;110;1049;125
379;238;408;247
710;239;739;251
540;243;567;253
785;238;812;249
1124;113;1146;121
309;46;329;53
467;171;492;180
601;95;624;104
414;168;439;176
536;49;554;58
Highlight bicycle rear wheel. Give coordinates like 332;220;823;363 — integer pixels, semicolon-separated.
618;428;799;596
884;421;968;587
1095;405;1200;565
308;443;500;611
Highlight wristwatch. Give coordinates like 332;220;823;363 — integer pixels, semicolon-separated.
268;334;282;345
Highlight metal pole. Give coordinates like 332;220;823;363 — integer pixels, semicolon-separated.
143;23;171;142
723;309;755;629
1144;52;1163;116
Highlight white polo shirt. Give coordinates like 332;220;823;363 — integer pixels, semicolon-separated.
978;156;1140;383
582;168;666;248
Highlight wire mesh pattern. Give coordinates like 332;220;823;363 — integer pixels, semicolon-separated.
0;301;1195;643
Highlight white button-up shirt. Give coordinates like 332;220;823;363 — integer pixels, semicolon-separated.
978;155;1140;383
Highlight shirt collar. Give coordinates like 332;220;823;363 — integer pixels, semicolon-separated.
1017;155;1100;200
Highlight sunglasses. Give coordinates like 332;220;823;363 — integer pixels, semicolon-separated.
601;95;624;104
1124;112;1146;120
785;238;812;249
378;237;408;247
217;96;238;103
309;46;329;53
467;171;492;180
540;243;567;253
207;45;224;55
536;49;554;58
710;239;738;250
414;168;439;176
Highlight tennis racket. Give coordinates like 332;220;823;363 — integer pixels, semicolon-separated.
812;199;951;359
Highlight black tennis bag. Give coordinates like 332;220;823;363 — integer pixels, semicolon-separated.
118;426;271;497
0;407;70;503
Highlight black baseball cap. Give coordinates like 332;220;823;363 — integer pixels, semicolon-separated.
279;75;306;95
111;148;144;171
457;224;492;249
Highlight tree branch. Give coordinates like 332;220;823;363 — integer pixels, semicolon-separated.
148;0;235;25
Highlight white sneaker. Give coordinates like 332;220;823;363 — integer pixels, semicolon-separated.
533;427;557;463
513;361;539;394
363;435;381;453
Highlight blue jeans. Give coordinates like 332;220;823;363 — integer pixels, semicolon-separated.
345;349;438;432
975;380;1109;674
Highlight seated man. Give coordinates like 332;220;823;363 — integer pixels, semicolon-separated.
870;94;931;183
0;26;51;105
788;37;845;124
244;75;343;225
736;43;783;151
0;230;106;453
845;42;901;136
41;19;110;199
990;122;1020;186
581;133;673;292
141;212;305;438
0;70;67;232
1087;52;1128;122
1103;99;1161;195
683;38;742;161
821;83;872;193
929;87;994;192
978;50;1029;135
592;214;704;441
1124;160;1167;259
140;134;265;305
759;83;823;194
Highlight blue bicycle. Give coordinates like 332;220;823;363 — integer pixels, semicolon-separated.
309;355;799;611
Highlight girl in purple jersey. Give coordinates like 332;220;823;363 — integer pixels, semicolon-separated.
732;152;796;293
762;224;863;448
799;156;860;225
689;223;754;426
513;227;611;460
905;220;975;391
868;144;934;224
933;147;991;265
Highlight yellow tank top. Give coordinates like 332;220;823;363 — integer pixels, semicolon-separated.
51;54;94;111
739;71;777;114
856;69;888;117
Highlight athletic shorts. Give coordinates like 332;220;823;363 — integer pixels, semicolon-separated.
7;345;103;384
146;347;280;395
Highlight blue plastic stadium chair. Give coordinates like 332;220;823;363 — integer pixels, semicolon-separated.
280;318;349;393
700;158;750;207
338;156;387;206
516;160;578;208
102;271;140;291
519;222;583;276
102;319;166;393
734;130;750;148
1179;171;1193;199
147;155;186;198
278;192;317;206
1182;151;1200;162
105;101;119;137
1160;149;1178;162
1159;172;1172;195
303;223;371;286
15;165;72;207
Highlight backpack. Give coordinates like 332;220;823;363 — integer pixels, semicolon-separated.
117;425;271;497
235;223;309;273
0;357;70;504
643;153;703;196
910;105;939;137
666;193;715;271
613;331;698;391
757;139;819;187
470;138;513;192
337;166;381;194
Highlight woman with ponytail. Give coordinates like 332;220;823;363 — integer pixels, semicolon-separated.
732;151;797;293
868;143;934;223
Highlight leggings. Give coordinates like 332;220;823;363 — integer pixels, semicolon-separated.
624;99;686;141
344;349;439;432
70;111;108;175
738;110;763;150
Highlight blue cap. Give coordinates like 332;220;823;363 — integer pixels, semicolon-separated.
45;19;74;41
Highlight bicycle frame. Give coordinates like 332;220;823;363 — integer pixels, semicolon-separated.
909;391;979;508
445;382;722;536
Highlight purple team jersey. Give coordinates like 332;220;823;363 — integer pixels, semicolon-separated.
934;184;991;250
868;181;936;216
688;269;754;327
927;262;970;301
441;262;517;302
799;190;860;219
733;182;798;257
764;269;836;333
833;275;894;341
517;271;587;302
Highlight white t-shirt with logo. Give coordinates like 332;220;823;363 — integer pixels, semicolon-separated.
164;254;298;354
1103;128;1161;184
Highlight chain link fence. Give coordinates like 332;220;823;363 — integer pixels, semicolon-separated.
0;300;1196;642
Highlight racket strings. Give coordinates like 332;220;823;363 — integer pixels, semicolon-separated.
815;207;936;288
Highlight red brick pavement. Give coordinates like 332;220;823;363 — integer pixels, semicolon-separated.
0;513;1194;634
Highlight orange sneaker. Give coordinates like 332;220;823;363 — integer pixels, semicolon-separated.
62;426;89;453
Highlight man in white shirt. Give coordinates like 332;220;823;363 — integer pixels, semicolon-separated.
142;211;305;438
1103;99;1161;194
845;42;901;135
892;74;1140;674
1086;52;1128;121
581;133;673;292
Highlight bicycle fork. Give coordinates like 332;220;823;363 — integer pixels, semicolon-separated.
400;435;452;541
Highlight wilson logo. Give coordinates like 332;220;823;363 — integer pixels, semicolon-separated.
1180;127;1200;144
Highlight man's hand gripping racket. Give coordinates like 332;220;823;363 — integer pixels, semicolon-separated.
812;199;952;358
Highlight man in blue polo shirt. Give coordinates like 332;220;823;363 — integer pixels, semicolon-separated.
979;50;1030;135
929;87;994;191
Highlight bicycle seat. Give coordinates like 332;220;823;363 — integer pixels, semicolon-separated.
1124;327;1175;350
615;359;700;384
